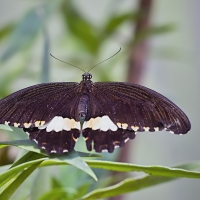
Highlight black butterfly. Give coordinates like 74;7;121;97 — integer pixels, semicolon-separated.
0;73;191;154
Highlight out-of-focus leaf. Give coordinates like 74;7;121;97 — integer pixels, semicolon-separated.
61;1;99;54
0;157;46;188
41;26;50;83
51;177;63;188
0;24;14;42
1;10;43;62
31;168;52;200
0;57;28;97
39;188;74;200
73;181;92;199
0;161;43;199
103;13;138;37
0;125;13;131
81;162;200;199
134;24;175;44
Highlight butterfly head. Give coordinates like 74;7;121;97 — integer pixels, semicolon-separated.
82;73;92;81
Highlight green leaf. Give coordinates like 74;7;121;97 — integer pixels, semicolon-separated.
0;24;14;41
81;162;200;199
0;55;29;98
0;161;43;199
0;158;46;188
39;188;74;200
0;125;13;131
77;152;102;159
103;13;138;36
134;24;175;44
53;151;97;181
10;151;45;169
86;160;200;179
61;1;99;54
31;168;52;200
0;9;43;62
0;139;102;158
0;140;46;155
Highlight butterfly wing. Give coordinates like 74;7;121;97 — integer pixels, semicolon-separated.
82;82;191;153
0;82;81;153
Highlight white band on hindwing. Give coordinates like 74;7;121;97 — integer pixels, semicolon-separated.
38;115;118;132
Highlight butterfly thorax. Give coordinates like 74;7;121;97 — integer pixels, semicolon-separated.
77;73;93;125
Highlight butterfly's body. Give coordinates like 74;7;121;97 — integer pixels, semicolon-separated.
0;73;191;154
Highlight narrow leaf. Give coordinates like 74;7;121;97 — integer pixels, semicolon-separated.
81;162;200;199
0;161;43;199
86;160;200;179
103;13;138;36
53;151;97;181
0;158;46;188
1;10;42;62
61;1;99;54
0;140;46;155
10;151;45;169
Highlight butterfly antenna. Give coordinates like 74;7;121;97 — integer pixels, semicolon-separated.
50;54;86;73
87;47;121;73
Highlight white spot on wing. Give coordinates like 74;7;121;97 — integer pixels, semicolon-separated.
63;118;71;131
46;117;58;132
54;117;64;132
107;117;117;131
154;127;159;131
38;122;49;130
33;139;38;144
35;121;41;127
24;123;31;128
83;115;117;131
14;122;20;127
71;119;80;130
100;116;110;131
124;138;129;143
92;117;101;130
143;127;150;132
102;149;108;152
121;123;128;129
117;122;121;128
5;121;10;125
131;126;139;131
40;121;45;126
63;149;68;153
50;150;56;153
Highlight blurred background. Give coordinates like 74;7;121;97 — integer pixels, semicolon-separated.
0;0;199;199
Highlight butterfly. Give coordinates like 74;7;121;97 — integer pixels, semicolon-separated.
0;72;191;154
